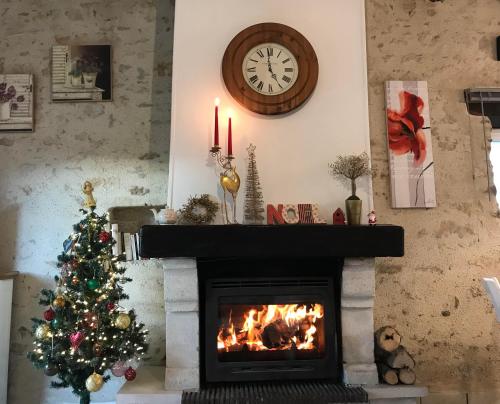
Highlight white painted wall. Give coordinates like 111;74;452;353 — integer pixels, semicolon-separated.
168;0;373;222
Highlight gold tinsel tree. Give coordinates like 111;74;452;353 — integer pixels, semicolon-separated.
244;144;265;224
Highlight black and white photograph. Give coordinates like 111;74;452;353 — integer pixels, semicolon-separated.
0;74;34;132
51;45;112;102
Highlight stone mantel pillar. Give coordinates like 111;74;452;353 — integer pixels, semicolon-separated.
341;258;378;385
163;258;200;391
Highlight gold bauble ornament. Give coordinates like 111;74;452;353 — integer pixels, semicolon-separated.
71;276;79;286
35;324;51;340
93;342;103;356
53;295;65;309
114;313;131;329
85;372;104;392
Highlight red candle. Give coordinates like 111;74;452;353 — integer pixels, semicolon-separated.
214;98;220;147
227;115;233;156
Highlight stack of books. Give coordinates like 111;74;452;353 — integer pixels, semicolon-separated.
111;224;143;261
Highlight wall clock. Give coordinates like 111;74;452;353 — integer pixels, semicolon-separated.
222;22;319;115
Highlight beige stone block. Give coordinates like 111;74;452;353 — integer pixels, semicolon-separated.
165;367;199;390
468;391;500;404
164;261;198;307
341;307;375;364
343;363;379;385
421;392;467;404
343;258;375;299
165;311;199;369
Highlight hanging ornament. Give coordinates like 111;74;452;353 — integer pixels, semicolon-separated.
71;276;80;286
43;308;55;321
85;372;104;392
52;295;65;309
87;279;100;290
69;331;85;350
70;259;79;269
114;313;131;330
103;259;111;272
124;367;136;381
111;361;127;377
96;294;107;303
93;342;103;356
99;231;111;243
106;302;115;311
44;362;58;376
51;318;62;329
35;324;51;340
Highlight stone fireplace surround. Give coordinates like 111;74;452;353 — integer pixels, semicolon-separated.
121;224;427;404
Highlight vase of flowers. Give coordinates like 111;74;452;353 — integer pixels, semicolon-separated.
0;83;25;121
80;55;103;89
329;152;372;225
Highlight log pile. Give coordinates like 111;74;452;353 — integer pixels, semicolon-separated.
374;326;416;385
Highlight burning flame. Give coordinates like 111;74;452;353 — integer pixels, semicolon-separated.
217;304;324;352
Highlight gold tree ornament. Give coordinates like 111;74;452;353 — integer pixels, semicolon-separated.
85;372;104;392
244;144;265;224
82;181;97;209
35;324;51;340
115;313;131;329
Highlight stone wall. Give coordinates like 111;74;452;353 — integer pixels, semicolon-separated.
366;0;500;391
0;0;174;402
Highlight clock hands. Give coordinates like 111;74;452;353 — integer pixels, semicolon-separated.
267;55;283;89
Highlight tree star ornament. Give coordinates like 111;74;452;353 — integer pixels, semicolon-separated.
82;181;96;209
115;313;131;329
85;372;104;392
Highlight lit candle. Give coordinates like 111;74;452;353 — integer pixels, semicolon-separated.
214;98;220;147
227;111;233;156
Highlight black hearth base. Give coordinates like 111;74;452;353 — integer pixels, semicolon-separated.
181;382;368;404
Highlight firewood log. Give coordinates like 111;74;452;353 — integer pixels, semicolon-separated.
385;346;415;369
376;363;399;385
374;326;401;354
262;319;291;348
398;367;416;385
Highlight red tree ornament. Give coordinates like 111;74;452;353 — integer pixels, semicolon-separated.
99;231;111;243
43;308;56;321
69;331;85;350
124;367;136;381
106;302;115;311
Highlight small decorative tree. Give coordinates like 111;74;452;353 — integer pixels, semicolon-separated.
329;152;371;225
244;144;265;224
27;182;148;404
329;152;371;200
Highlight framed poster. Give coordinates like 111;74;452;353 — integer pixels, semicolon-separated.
385;81;436;208
51;45;112;102
0;74;34;132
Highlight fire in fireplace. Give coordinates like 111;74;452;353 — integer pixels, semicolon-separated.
199;258;342;384
217;303;325;357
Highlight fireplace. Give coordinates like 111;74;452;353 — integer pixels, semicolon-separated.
199;257;342;384
139;224;404;393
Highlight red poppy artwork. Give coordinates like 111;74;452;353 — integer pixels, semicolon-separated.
385;81;436;208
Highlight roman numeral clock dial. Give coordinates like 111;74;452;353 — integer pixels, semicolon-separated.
243;43;298;96
222;23;318;115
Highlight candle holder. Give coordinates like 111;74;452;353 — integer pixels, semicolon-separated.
210;145;240;224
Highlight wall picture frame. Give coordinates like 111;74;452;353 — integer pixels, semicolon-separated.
51;45;112;102
385;81;436;208
0;74;34;132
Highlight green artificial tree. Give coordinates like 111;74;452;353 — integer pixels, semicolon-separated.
27;182;148;404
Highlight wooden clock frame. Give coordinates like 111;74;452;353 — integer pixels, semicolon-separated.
222;22;319;115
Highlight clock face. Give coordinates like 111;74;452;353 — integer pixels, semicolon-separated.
242;42;299;96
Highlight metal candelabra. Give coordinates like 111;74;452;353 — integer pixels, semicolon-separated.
210;145;240;224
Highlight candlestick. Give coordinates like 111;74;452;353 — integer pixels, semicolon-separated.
227;115;233;156
214;98;220;147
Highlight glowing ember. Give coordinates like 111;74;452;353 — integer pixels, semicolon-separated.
217;304;324;352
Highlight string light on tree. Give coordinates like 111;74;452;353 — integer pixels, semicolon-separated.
27;181;148;404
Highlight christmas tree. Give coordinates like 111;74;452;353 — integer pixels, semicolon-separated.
27;182;148;404
244;144;265;224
